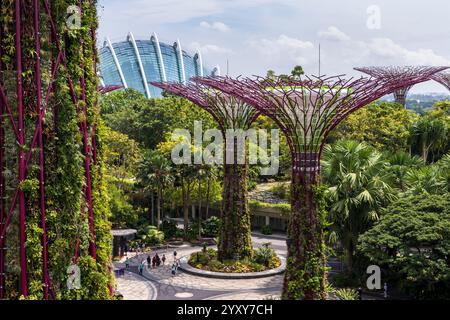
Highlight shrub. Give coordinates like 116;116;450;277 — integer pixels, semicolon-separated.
186;221;202;240
254;243;276;267
202;216;221;237
161;219;178;239
138;225;164;246
261;225;272;235
334;288;358;300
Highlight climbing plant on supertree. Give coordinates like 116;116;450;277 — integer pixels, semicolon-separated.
0;0;112;300
152;81;259;261
195;66;447;299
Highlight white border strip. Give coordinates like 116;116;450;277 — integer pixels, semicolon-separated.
106;37;128;88
128;32;151;98
174;39;187;84
151;32;167;82
194;50;204;77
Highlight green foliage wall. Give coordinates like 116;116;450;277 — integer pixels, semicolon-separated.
0;0;112;299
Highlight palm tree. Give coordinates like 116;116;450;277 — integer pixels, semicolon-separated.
322;140;396;273
410;117;447;162
291;65;305;79
138;151;174;229
405;166;447;195
383;151;424;191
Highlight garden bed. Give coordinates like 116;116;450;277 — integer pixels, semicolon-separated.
188;244;281;274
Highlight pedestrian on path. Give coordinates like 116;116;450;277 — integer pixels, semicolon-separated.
146;255;151;268
125;257;130;269
171;263;177;276
173;250;177;263
161;254;166;265
141;243;145;253
138;261;145;275
155;253;161;267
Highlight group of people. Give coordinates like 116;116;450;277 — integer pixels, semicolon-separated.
147;253;166;268
132;250;180;276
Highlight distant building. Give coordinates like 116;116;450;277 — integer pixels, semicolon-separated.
99;32;220;98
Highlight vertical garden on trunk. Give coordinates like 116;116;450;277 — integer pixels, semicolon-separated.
0;0;112;299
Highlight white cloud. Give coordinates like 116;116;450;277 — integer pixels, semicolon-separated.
249;34;314;66
318;26;351;42
363;38;450;66
190;42;233;55
108;0;293;24
200;21;231;32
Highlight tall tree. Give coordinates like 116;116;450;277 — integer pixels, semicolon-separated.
322;141;396;272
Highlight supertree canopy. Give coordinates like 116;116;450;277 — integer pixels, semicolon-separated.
432;70;450;92
151;81;259;260
353;66;441;107
195;66;447;299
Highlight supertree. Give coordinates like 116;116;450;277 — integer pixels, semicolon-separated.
195;66;447;299
432;70;450;92
151;81;259;261
353;66;440;107
0;0;112;299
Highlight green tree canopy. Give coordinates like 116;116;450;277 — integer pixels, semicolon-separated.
358;193;450;299
331;102;419;152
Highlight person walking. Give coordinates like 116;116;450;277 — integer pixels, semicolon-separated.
146;255;151;268
155;253;161;267
125;257;130;269
171;263;177;276
141;243;146;253
173;250;177;263
161;254;166;266
138;261;144;275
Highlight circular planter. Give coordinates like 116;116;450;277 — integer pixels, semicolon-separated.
179;256;286;279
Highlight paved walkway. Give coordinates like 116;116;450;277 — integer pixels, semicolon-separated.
114;236;286;300
116;271;157;300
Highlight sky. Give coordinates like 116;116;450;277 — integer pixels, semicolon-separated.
97;0;450;93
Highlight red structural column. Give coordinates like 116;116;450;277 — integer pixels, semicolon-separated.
15;0;28;297
79;0;97;259
0;0;5;300
34;0;49;299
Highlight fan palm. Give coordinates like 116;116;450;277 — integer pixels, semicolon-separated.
322;140;396;272
383;151;424;191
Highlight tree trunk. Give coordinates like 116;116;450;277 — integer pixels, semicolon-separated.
282;168;327;300
150;192;154;224
218;161;253;261
156;189;161;230
422;141;429;162
198;179;203;238
205;177;211;219
181;176;189;235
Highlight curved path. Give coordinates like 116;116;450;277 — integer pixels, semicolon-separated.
115;233;287;300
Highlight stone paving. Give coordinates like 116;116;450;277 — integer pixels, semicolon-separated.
206;290;281;300
116;271;157;300
114;240;285;300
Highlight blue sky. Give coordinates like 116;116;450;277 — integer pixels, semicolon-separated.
98;0;450;93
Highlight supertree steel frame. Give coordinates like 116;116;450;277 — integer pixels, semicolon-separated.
151;81;259;260
353;66;439;107
195;66;447;299
0;0;101;299
432;70;450;92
